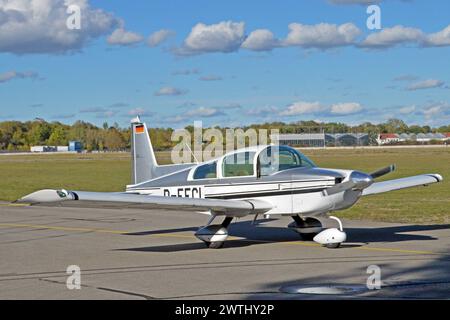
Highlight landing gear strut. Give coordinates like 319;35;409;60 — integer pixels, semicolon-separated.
195;216;233;249
288;215;323;240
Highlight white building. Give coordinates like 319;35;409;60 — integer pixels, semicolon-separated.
30;146;70;152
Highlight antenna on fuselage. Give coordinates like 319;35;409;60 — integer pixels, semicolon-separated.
184;142;200;163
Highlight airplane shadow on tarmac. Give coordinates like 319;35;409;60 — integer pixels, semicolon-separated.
120;219;450;253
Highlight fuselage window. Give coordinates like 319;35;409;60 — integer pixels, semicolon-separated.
222;152;255;177
193;162;217;179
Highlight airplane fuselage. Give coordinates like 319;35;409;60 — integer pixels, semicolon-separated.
126;166;362;217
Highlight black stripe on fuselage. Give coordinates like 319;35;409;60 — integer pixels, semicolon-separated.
206;187;327;199
128;179;335;191
205;184;331;197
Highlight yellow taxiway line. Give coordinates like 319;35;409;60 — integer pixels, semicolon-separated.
0;222;438;255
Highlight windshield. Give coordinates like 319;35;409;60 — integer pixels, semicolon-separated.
257;146;316;176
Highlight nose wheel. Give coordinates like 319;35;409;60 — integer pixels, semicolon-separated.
313;216;347;249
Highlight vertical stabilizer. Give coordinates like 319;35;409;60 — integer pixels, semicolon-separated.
131;116;157;184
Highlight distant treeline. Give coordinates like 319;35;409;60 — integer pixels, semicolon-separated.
0;118;449;151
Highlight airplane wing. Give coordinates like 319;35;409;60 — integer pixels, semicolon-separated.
362;174;443;196
15;189;273;217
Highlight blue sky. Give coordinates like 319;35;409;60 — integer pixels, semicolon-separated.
1;0;449;128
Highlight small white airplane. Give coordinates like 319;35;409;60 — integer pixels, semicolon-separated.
18;117;443;249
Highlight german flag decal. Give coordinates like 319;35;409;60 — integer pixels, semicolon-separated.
135;125;145;134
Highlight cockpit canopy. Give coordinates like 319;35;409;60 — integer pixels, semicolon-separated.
257;145;316;176
191;145;316;180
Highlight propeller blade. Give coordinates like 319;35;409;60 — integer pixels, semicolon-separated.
323;180;356;196
370;164;396;179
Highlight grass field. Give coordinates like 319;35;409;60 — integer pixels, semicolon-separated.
0;148;449;223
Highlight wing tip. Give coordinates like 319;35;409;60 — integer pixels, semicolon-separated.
15;189;70;204
431;174;443;182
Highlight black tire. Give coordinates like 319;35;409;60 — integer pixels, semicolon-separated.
325;243;341;249
206;241;225;249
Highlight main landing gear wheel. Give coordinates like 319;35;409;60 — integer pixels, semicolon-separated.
325;243;341;249
205;241;225;249
195;216;233;249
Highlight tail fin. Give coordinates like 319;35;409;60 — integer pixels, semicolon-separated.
131;116;157;184
130;116;196;185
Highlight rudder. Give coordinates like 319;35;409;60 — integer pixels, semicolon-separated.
131;116;157;184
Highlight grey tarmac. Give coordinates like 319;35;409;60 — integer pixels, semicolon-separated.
0;203;449;299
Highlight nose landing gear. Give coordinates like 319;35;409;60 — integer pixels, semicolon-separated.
288;215;347;248
313;216;347;249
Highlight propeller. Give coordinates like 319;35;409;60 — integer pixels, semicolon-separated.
369;164;396;179
324;180;357;196
323;171;372;196
323;164;395;196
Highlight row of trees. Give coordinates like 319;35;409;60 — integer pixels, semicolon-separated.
0;120;129;152
0;118;449;151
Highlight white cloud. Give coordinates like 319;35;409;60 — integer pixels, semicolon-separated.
220;103;242;109
421;103;450;119
0;0;120;54
107;28;143;46
186;107;224;117
0;70;38;83
360;24;450;49
245;106;278;116
330;102;362;115
154;86;187;96
241;29;279;51
424;25;450;47
147;29;175;47
278;100;364;117
407;79;444;91
283;23;361;49
170;21;450;56
166;107;225;123
127;108;154;116
176;21;245;55
360;25;424;48
398;105;416;114
279;101;325;116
